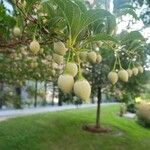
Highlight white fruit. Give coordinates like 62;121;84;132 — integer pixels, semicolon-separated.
96;54;102;63
107;72;118;85
118;69;128;82
74;80;91;101
13;27;21;36
18;53;22;58
39;13;45;17
43;19;47;24
51;70;56;76
87;51;97;63
53;53;63;64
138;66;144;73
65;63;78;77
97;41;103;47
54;41;68;56
52;62;59;69
132;67;138;76
79;52;87;62
36;4;42;10
29;40;40;54
58;74;74;93
30;62;38;68
127;69;133;77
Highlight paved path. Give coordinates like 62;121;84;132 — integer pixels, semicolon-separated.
0;103;116;122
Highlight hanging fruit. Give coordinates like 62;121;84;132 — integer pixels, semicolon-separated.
29;39;40;54
132;67;139;76
65;62;78;77
87;51;97;63
74;79;91;101
58;74;74;93
13;26;21;37
53;53;63;65
108;71;118;84
118;69;129;82
54;41;68;56
96;54;102;64
127;69;133;77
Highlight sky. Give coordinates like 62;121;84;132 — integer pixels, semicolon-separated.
4;1;13;11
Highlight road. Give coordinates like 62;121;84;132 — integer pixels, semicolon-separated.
0;103;117;122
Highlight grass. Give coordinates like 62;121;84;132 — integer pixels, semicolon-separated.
0;104;150;150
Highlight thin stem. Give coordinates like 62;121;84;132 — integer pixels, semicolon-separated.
128;60;132;68
112;56;117;71
117;54;123;69
63;49;71;74
76;52;82;80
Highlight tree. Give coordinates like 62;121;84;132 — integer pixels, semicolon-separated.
0;0;148;132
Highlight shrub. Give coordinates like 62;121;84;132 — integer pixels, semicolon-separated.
136;102;150;127
73;97;82;107
119;103;127;117
122;93;136;113
127;102;136;113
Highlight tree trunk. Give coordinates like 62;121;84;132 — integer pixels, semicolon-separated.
0;82;4;109
44;82;47;96
91;64;95;103
96;86;102;128
42;81;47;105
34;80;38;108
15;86;22;109
52;82;55;106
58;89;63;106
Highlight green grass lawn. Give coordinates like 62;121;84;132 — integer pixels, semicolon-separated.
0;104;150;150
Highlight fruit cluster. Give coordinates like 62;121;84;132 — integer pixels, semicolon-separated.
12;24;145;101
53;42;103;101
108;66;144;85
9;0;145;102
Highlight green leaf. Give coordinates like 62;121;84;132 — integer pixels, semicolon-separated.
74;0;87;13
84;33;118;44
105;15;117;35
128;31;145;41
52;0;82;40
52;0;116;44
120;31;145;44
116;8;138;19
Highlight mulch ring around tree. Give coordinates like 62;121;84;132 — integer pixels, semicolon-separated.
82;124;111;133
82;124;124;136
